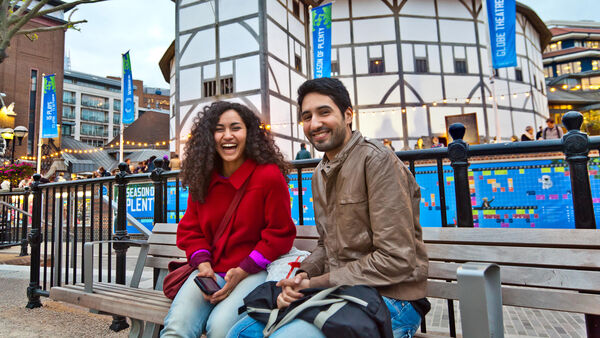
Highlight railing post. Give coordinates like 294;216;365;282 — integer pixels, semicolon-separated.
26;174;42;309
151;158;166;224
561;111;596;229
561;111;599;337
448;123;473;227
110;163;130;331
20;187;30;256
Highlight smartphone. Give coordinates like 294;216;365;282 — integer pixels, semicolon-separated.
194;276;221;295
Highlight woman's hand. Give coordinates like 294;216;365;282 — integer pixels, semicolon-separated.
209;267;249;304
196;262;216;301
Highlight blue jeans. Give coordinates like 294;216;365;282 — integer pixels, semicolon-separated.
161;271;267;338
226;296;421;338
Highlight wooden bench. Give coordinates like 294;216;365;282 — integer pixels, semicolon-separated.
50;224;600;337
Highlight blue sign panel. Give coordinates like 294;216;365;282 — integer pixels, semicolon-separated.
486;0;517;68
122;52;135;124
312;3;332;78
41;74;58;138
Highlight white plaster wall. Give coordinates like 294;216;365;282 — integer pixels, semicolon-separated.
219;23;259;59
219;0;257;21
358;109;403;140
401;0;436;16
179;29;216;66
356;75;399;105
353;18;396;44
439;20;476;44
235;55;261;92
179;2;215;32
400;17;438;42
351;1;392;17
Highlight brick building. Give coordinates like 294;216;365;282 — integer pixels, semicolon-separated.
0;2;66;160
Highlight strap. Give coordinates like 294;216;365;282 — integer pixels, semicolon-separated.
262;286;343;337
212;177;251;247
313;301;346;330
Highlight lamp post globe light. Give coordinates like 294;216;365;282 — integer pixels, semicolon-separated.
1;126;28;164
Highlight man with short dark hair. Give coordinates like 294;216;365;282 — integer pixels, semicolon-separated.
295;142;311;160
543;118;564;140
228;78;429;338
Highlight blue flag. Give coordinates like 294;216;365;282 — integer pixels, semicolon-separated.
41;74;58;138
486;0;517;69
312;3;332;78
122;52;135;124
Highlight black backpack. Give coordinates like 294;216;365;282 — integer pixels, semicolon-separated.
240;281;393;338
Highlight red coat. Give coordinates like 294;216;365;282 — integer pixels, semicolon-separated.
176;159;296;274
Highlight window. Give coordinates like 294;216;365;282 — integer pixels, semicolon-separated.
493;69;499;77
544;66;554;78
113;112;121;124
63;91;75;104
81;94;109;109
113;127;120;137
331;61;339;76
61;124;74;137
82;138;104;147
220;77;234;95
454;59;467;74
592;60;600;71
294;54;302;72
585;41;600;49
80;123;106;137
203;80;217;97
292;0;300;18
515;68;523;82
81;108;108;123
556;61;581;76
533;75;538;89
62;106;75;120
545;41;562;53
113;99;121;111
415;58;428;73
369;58;385;74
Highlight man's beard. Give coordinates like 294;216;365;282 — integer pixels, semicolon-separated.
310;125;347;153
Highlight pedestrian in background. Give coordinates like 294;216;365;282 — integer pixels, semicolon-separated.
295;142;311;160
383;139;395;151
521;126;535;141
431;136;443;148
170;154;181;170
543;118;564;140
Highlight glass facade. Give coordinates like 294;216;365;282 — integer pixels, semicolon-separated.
81;108;108;123
81;94;109;109
62;106;76;119
80;123;107;137
113;99;121;111
63;90;75;104
556;61;581;76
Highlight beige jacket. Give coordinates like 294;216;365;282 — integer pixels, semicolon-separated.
300;131;428;301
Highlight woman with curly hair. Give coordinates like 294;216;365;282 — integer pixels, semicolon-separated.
161;101;296;337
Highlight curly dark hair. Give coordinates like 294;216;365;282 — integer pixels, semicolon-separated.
182;101;290;203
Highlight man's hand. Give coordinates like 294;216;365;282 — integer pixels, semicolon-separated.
210;267;248;304
276;272;310;309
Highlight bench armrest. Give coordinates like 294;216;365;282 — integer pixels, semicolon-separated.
83;239;148;293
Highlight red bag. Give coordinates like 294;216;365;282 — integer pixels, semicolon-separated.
162;177;251;299
163;261;196;300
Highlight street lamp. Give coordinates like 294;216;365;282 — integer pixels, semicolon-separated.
1;126;28;164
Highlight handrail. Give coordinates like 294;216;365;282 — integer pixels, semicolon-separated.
0;200;32;218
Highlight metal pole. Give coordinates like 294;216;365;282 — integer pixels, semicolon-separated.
448;123;473;227
110;162;129;331
20;188;30;256
37;75;45;173
151;158;165;224
26;174;42;309
481;0;501;142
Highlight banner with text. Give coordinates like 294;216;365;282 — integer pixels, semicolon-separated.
486;0;517;68
122;52;135;124
41;74;58;138
312;3;332;78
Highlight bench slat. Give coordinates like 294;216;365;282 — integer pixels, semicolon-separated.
426;280;600;315
296;225;318;237
151;223;178;234
94;283;172;303
146;256;185;270
423;228;600;247
148;233;177;245
293;238;318;252
148;245;186;259
427;243;600;268
428;261;600;291
50;286;168;324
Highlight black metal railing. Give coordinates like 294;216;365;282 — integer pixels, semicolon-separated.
0;189;31;256
17;111;600;335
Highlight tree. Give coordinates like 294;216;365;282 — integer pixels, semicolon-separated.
0;0;106;64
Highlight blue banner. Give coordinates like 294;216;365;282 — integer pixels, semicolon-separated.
122;52;135;124
486;0;517;69
312;3;332;78
41;74;58;138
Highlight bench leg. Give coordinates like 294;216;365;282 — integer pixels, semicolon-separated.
129;319;144;338
142;322;161;338
585;314;600;337
457;263;504;338
110;315;130;332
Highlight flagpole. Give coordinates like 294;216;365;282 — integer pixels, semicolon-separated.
37;74;46;173
120;56;124;163
482;0;501;143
